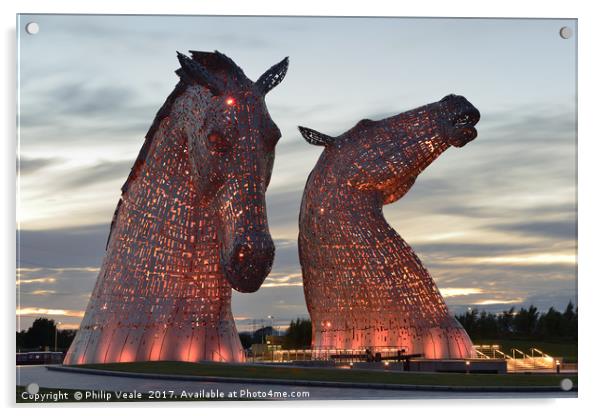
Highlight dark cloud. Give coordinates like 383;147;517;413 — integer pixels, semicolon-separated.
21;82;138;124
50;82;134;116
19;78;158;147
16;225;298;275
267;188;303;230
58;160;133;191
18;156;62;175
423;201;576;221
480;105;576;142
488;219;577;240
18;224;109;269
52;16;278;50
413;242;534;257
272;238;300;270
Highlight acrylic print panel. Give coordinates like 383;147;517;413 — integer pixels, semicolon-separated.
17;14;577;402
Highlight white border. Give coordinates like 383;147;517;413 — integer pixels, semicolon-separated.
3;1;601;414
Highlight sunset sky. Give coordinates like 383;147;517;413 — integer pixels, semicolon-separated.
17;15;577;332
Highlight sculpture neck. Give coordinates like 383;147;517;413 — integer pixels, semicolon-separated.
107;115;227;295
300;166;389;241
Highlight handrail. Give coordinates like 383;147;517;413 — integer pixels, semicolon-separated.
474;349;490;359
511;348;528;359
494;349;512;360
531;347;552;359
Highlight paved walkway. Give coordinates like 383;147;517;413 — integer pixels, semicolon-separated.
16;365;576;401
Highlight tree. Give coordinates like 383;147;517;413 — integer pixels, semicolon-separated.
23;318;55;349
283;318;312;349
513;306;539;337
536;307;563;338
456;309;478;334
454;302;577;341
16;318;77;351
496;307;515;336
239;332;253;349
562;301;578;339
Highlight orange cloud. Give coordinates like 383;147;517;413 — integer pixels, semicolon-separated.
16;307;85;318
16;277;56;285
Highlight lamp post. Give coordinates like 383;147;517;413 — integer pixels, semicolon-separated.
556;359;561;374
54;321;62;352
465;360;471;374
267;315;275;361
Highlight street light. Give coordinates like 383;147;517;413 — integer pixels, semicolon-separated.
267;315;275;361
465;360;471;374
54;321;62;352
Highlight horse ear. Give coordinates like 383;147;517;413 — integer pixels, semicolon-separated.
256;57;289;95
298;126;336;147
175;51;222;95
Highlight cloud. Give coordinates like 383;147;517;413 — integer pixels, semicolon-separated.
18;224;109;269
17;307;85;318
18;156;63;175
488;219;577;240
27;290;57;296
21;82;139;125
19;78;157;151
262;272;303;288
57;160;132;191
16;277;56;285
473;298;525;306
439;287;484;297
414;241;534;257
51;82;135;116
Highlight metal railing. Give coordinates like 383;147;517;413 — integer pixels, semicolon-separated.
473;345;558;372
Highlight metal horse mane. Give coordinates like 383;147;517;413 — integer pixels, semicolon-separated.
64;50;288;364
298;94;480;359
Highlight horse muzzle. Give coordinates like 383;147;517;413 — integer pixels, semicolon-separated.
220;231;275;293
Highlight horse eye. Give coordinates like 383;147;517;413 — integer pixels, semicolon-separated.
206;133;231;153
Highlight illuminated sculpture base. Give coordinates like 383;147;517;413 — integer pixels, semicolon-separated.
311;312;474;359
64;306;243;364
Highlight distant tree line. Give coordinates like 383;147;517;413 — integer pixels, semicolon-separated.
238;318;312;349
16;318;76;351
17;303;577;353
238;326;275;349
455;302;577;340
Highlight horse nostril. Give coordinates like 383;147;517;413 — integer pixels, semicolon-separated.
231;233;275;264
222;233;275;293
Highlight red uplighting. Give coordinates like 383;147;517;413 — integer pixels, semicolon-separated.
226;97;235;106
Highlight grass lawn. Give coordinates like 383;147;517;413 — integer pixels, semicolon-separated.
473;339;578;362
76;361;577;388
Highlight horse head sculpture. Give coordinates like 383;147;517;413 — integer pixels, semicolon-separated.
298;94;480;359
64;51;288;364
299;94;479;205
173;51;287;292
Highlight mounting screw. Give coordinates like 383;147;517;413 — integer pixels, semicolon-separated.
25;22;39;35
559;26;572;39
